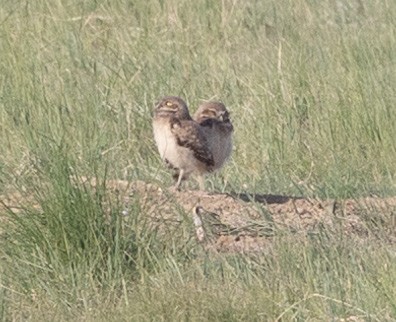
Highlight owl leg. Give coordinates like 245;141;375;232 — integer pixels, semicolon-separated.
175;169;185;190
197;175;205;191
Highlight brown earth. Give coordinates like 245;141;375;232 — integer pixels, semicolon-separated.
1;178;395;252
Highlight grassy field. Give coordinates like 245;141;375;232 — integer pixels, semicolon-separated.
1;0;396;320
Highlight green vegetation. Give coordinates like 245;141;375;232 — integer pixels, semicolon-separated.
0;0;395;320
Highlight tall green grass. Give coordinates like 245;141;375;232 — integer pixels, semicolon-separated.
1;0;396;196
1;0;396;320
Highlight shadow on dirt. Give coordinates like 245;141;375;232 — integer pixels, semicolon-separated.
230;192;303;205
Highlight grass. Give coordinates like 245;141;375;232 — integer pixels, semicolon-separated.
0;0;396;320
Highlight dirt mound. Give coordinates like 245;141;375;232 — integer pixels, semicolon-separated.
2;179;396;252
87;179;396;252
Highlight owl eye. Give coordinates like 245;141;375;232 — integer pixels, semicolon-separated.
203;109;217;118
166;101;173;106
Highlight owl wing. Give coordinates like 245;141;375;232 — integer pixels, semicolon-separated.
199;118;234;134
170;119;214;168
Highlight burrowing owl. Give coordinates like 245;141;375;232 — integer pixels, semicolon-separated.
194;102;233;172
153;96;214;190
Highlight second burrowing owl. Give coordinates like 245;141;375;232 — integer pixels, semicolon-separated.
153;96;214;190
194;101;233;172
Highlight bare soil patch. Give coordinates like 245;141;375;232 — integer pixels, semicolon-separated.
1;179;395;252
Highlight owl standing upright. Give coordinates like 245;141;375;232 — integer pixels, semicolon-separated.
194;102;233;172
152;96;214;190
